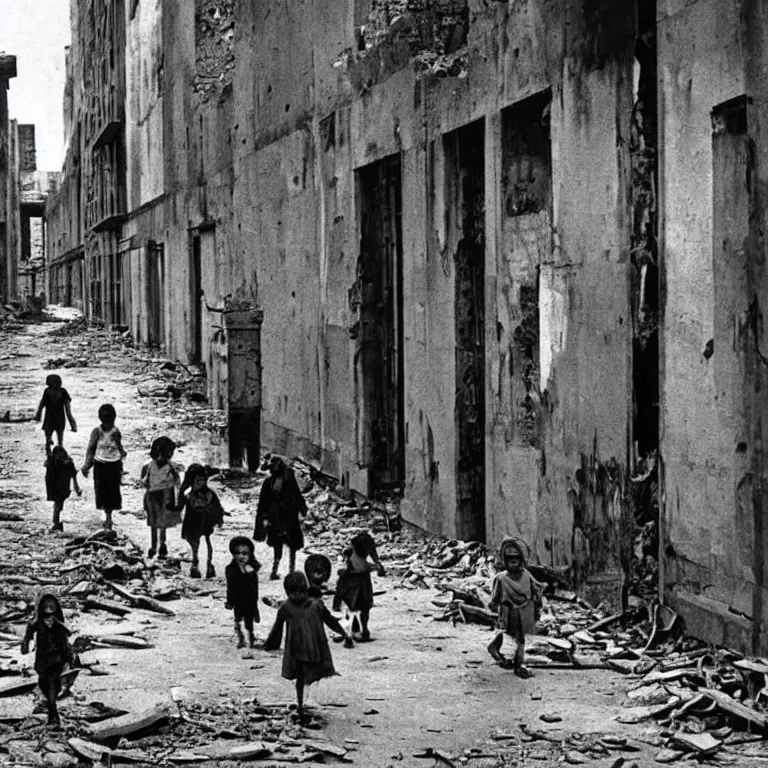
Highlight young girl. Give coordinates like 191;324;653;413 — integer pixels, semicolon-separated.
254;456;306;580
141;436;181;559
225;536;261;648
332;531;386;642
21;592;73;728
306;553;353;648
81;404;126;530
264;572;353;726
34;374;77;457
178;463;225;577
486;537;543;678
45;446;81;532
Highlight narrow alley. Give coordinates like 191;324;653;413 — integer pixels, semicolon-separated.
0;315;767;768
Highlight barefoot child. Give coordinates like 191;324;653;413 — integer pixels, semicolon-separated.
264;572;353;726
141;436;181;559
178;463;225;577
486;538;543;678
45;446;81;531
81;404;126;530
225;536;261;648
332;531;385;642
34;374;77;457
20;592;74;728
306;553;353;648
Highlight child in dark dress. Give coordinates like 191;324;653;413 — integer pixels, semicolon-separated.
20;592;74;727
225;536;261;648
179;464;225;578
264;572;353;726
332;531;386;642
45;446;81;532
35;374;77;457
305;553;352;648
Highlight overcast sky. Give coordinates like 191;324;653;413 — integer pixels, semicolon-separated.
0;0;71;171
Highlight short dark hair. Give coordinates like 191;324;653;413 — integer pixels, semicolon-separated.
150;435;176;460
46;374;62;388
229;535;255;556
284;571;308;595
98;403;116;421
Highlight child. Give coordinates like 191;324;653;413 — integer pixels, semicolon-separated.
45;446;82;532
306;553;353;648
141;436;181;559
20;592;74;728
34;374;77;457
332;531;386;642
225;536;261;648
263;572;353;726
81;404;126;530
486;537;543;678
178;463;224;577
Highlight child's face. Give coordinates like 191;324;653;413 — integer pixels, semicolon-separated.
192;476;206;492
287;585;308;602
308;569;325;588
234;546;250;565
504;550;524;573
41;598;57;616
101;416;115;428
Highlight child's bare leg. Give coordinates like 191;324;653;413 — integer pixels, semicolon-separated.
513;630;532;677
487;632;506;664
149;527;158;556
44;430;53;457
245;614;257;647
52;501;63;531
104;509;113;530
234;616;245;647
189;538;201;577
158;529;168;557
205;536;215;577
296;669;306;725
270;542;283;579
288;547;296;573
360;609;371;641
55;428;64;447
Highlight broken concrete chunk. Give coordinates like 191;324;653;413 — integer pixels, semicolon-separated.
92;635;153;649
671;731;721;753
86;703;173;742
228;742;272;760
654;748;685;763
67;738;108;761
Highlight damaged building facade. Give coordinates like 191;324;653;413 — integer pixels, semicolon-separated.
45;0;768;653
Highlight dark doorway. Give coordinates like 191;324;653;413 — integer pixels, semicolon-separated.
190;233;203;364
445;119;486;543
358;154;405;493
147;241;165;347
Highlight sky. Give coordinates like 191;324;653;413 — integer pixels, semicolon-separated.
0;0;71;171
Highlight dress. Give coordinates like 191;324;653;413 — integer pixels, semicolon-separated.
254;469;306;550
40;387;71;434
45;457;77;504
85;426;124;510
489;569;539;640
181;486;224;540
264;597;340;685
21;593;73;686
225;559;261;628
142;460;181;529
332;553;375;613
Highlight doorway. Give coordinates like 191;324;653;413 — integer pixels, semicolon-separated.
190;232;203;364
147;241;165;347
357;154;405;493
445;119;486;542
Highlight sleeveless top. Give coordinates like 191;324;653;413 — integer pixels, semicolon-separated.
94;427;122;463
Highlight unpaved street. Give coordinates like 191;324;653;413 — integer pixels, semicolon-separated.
0;317;764;767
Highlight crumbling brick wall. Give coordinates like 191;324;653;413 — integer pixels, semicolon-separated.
194;0;235;104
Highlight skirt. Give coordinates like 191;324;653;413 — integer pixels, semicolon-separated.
93;461;122;511
496;600;536;641
144;488;181;529
282;655;338;685
332;570;374;613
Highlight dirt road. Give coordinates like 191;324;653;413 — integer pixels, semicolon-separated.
0;318;731;767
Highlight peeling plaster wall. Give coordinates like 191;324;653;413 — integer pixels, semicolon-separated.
230;0;638;566
658;0;751;644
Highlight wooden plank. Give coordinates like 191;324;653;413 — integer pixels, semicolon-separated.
672;732;721;753
83;597;131;617
701;688;768;728
93;635;153;650
86;703;172;741
228;742;272;760
68;738;109;761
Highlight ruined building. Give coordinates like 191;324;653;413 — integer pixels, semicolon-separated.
0;54;17;303
45;0;768;655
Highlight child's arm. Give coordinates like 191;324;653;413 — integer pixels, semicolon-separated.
320;603;352;641
225;569;235;609
64;402;77;432
81;428;100;475
20;623;35;654
72;466;82;496
34;393;45;422
210;490;225;528
488;575;502;612
262;607;286;651
114;428;127;459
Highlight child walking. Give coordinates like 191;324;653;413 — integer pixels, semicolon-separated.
264;572;353;726
486;537;543;678
45;446;81;532
332;531;385;642
225;536;261;648
141;436;181;559
306;553;353;648
178;463;225;577
20;592;74;728
81;404;127;530
34;374;77;457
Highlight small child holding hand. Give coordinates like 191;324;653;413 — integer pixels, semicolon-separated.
141;436;181;559
486;537;543;678
45;446;81;532
178;463;225;578
225;536;261;648
35;374;77;457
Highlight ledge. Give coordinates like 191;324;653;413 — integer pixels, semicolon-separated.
92;120;123;151
92;213;127;233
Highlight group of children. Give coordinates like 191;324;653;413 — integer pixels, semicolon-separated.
29;375;546;729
